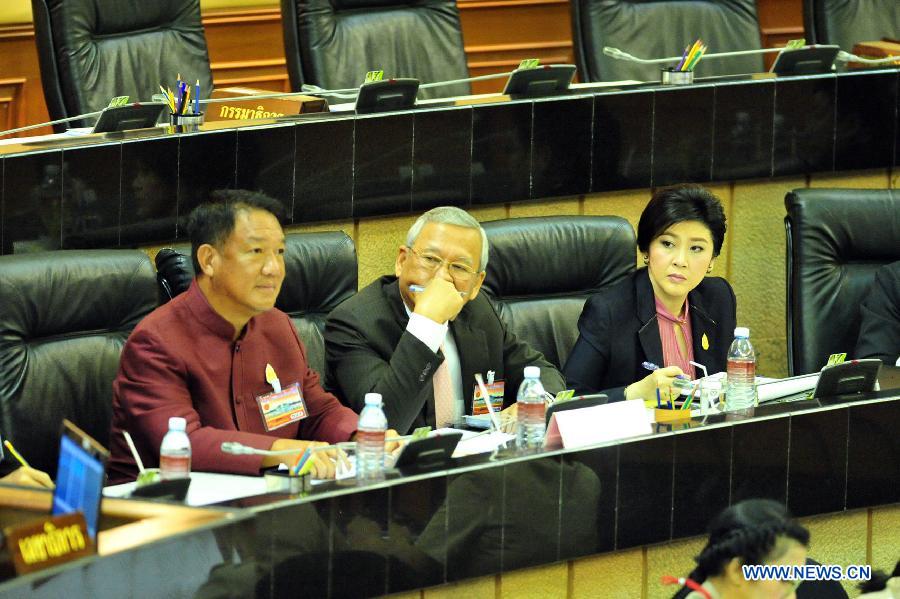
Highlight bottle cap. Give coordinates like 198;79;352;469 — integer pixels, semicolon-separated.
734;326;750;338
524;366;541;379
364;393;382;406
168;416;186;431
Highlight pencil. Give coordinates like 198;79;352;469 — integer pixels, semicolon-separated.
4;440;30;468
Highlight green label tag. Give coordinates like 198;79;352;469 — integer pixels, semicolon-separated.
785;39;807;50
553;390;576;404
107;96;129;108
364;70;384;83
411;426;431;440
825;352;847;367
517;58;540;70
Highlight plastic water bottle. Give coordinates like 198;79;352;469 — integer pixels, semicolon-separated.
516;366;546;450
159;416;191;480
356;393;387;482
726;327;757;414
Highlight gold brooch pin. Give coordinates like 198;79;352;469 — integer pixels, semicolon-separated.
701;333;710;351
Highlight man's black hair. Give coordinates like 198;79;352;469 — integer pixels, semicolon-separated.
185;190;286;275
637;185;727;257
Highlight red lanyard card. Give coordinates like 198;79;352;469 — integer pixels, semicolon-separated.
471;381;504;415
256;382;308;431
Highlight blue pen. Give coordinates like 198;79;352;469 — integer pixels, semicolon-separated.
642;361;690;380
194;79;200;115
655;388;662;408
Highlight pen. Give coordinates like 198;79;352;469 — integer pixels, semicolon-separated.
655;388;662;408
291;446;312;476
642;361;690;380
682;385;699;410
194;80;200;115
674;44;690;71
408;284;468;298
4;440;30;468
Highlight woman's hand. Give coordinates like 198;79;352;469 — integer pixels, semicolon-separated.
625;366;684;404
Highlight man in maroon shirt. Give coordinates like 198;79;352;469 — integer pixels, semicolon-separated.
108;190;374;483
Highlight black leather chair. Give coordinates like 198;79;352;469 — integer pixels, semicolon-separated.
0;250;157;477
155;231;358;376
803;0;900;50
279;0;470;100
31;0;214;131
784;189;900;376
481;216;636;369
571;0;763;82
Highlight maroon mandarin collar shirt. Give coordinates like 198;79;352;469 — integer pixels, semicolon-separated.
107;280;358;484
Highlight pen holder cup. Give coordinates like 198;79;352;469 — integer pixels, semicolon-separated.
264;470;312;494
660;68;694;86
168;112;204;132
655;407;692;423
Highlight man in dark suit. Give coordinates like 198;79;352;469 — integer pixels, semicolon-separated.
324;206;564;434
856;260;900;366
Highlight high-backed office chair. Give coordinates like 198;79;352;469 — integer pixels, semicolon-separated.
0;250;157;476
803;0;900;50
155;231;358;376
784;188;900;376
31;0;214;131
279;0;470;100
571;0;763;82
480;216;636;369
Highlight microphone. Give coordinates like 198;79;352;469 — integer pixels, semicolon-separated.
603;45;782;65
603;44;900;67
220;441;307;456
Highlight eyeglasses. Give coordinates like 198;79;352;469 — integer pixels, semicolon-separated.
406;246;480;281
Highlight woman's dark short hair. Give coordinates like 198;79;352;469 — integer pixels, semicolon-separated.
672;499;809;598
637;186;727;257
185;189;286;275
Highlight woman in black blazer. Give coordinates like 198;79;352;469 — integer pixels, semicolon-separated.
563;186;737;402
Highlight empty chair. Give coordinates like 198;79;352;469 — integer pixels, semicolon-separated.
803;0;900;50
279;0;470;99
571;0;763;82
31;0;213;131
480;215;636;369
784;188;900;376
154;231;358;376
0;250;157;476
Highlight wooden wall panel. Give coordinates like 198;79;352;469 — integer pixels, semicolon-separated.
204;8;290;92
0;24;51;137
0;1;805;136
0;79;26;132
459;0;574;94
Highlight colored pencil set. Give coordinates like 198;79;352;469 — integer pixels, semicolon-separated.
675;39;707;72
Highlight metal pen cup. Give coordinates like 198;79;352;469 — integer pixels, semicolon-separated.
660;68;694;86
168;112;204;132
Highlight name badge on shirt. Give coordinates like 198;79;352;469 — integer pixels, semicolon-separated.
256;382;308;431
471;381;504;415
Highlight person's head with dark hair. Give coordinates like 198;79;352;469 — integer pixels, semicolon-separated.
638;185;727;316
672;499;809;599
186;189;287;338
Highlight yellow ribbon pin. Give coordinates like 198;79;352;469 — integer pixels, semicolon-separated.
265;363;281;393
701;333;710;351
